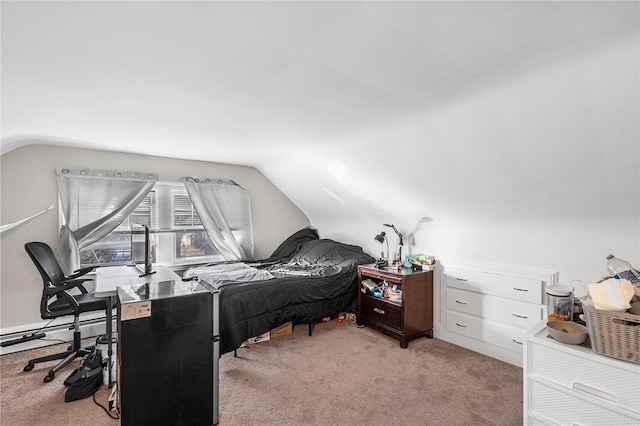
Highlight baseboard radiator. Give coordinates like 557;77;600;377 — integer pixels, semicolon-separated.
0;315;111;355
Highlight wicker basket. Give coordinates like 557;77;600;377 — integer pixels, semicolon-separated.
582;303;640;364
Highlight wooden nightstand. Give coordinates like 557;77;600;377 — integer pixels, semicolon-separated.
356;264;434;348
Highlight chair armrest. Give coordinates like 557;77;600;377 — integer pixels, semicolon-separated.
44;289;80;317
67;266;96;280
60;277;93;294
45;279;90;296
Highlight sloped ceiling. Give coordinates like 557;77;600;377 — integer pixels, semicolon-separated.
2;1;639;264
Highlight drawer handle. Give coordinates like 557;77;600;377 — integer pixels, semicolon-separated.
512;339;523;345
512;313;528;319
512;287;528;292
455;322;467;328
571;381;618;405
455;278;468;282
373;307;385;315
455;300;467;305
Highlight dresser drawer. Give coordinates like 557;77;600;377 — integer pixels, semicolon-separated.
446;267;543;304
361;296;401;331
528;378;639;425
528;340;640;415
447;311;525;353
447;287;542;329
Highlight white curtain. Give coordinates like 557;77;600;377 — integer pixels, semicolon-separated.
181;177;254;261
56;167;158;274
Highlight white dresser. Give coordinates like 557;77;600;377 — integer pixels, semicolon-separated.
524;321;640;425
439;261;556;367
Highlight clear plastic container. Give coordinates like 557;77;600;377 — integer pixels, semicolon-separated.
546;283;574;322
606;254;634;277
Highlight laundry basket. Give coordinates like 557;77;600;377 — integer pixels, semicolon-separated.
582;302;640;364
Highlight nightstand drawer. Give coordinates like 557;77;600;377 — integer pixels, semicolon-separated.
361;296;401;331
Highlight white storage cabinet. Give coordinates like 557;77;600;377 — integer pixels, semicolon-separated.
440;262;556;367
524;321;640;425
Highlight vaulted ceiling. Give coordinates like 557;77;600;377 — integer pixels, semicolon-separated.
2;2;639;257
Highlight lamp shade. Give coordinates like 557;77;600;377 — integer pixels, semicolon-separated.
374;231;386;244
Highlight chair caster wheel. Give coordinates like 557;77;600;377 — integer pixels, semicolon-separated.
23;364;34;372
43;372;55;383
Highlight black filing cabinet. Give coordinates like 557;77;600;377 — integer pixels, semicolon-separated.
117;279;219;426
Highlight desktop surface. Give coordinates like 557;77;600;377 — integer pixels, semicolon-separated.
95;264;181;297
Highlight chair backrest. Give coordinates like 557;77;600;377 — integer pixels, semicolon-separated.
25;242;72;318
25;242;67;287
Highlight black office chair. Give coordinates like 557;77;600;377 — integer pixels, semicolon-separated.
23;242;107;383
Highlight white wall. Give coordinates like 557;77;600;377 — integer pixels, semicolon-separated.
262;27;639;291
0;144;310;331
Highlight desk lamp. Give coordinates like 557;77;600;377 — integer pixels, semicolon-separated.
383;223;403;262
374;231;389;261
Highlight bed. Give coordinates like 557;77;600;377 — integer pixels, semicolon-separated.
183;228;375;354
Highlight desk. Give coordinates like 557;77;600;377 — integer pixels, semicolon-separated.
95;265;180;386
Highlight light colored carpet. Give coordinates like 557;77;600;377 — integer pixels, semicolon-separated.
0;320;523;425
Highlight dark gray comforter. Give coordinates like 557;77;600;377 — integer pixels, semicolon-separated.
184;228;375;354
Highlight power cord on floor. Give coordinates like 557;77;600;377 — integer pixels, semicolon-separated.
39;337;68;344
31;318;69;344
93;390;120;420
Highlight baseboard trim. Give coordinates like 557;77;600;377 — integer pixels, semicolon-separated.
438;328;524;367
0;318;113;356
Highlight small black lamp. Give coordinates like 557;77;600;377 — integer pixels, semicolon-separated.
374;231;389;261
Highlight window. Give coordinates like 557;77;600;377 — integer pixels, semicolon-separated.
173;194;201;227
79;182;233;267
175;230;217;263
167;189;218;264
79;195;153;265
